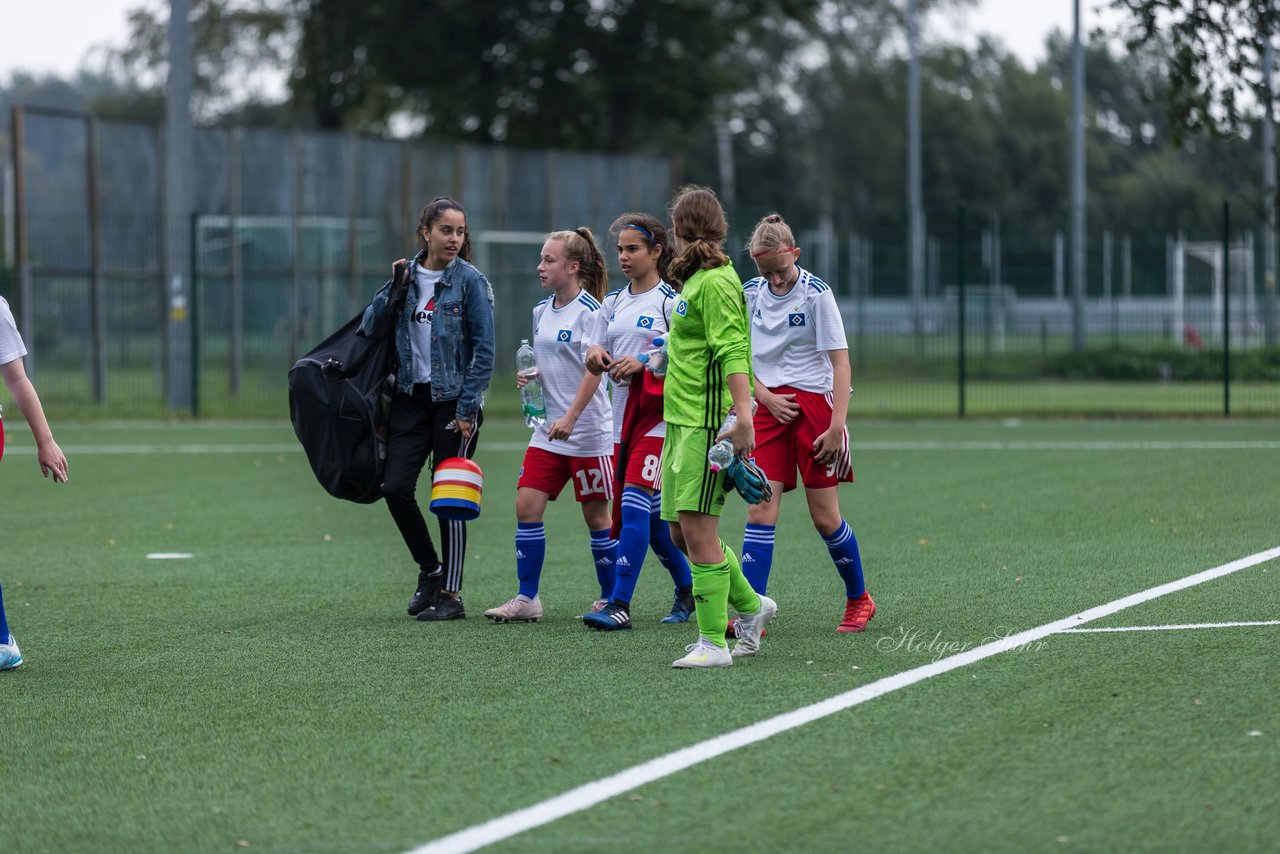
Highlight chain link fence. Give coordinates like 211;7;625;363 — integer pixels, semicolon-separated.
2;106;1277;418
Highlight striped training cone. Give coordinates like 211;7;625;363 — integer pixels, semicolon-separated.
429;457;484;521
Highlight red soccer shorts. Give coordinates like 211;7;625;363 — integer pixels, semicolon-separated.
615;436;665;491
751;386;853;492
518;445;615;502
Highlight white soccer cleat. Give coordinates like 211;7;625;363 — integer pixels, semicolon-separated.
483;596;544;623
0;633;23;671
672;636;733;669
731;595;777;657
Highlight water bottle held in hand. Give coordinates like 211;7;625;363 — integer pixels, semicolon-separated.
707;399;758;472
516;339;547;429
637;337;667;377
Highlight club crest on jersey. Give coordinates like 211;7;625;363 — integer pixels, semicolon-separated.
788;312;806;327
636;315;655;329
675;299;687;316
557;329;573;343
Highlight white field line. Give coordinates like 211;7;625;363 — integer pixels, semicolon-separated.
405;545;1280;854
3;440;1278;456
1062;620;1280;633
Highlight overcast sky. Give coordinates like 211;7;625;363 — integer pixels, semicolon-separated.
0;0;1120;84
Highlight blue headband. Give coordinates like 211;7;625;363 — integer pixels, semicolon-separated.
624;223;656;244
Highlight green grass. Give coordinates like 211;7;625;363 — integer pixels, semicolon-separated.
23;372;1280;420
1;419;1277;852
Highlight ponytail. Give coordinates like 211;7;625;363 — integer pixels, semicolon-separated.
667;185;730;286
548;227;608;302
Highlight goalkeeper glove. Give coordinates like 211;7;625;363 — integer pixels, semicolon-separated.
724;456;773;505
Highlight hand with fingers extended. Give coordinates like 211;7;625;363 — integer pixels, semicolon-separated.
758;387;799;424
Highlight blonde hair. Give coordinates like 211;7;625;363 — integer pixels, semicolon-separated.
747;213;796;258
547;227;608;301
667;185;730;285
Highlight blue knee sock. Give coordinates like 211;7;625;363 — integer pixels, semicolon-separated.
741;523;776;594
515;522;546;599
824;520;866;598
649;492;693;590
609;487;652;604
589;528;617;599
0;580;9;640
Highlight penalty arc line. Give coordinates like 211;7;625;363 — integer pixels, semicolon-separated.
405;545;1280;854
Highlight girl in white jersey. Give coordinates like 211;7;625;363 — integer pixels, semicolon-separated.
484;228;617;623
738;213;875;633
580;213;695;631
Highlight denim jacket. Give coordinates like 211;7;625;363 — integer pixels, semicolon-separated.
360;251;495;422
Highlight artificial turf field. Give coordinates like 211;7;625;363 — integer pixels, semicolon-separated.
1;418;1276;853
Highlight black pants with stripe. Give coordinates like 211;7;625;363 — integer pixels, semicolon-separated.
382;383;482;592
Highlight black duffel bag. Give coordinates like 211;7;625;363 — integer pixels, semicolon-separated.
288;263;408;503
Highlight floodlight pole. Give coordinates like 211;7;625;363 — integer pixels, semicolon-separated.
908;0;925;350
164;0;195;412
1264;12;1277;347
1070;0;1087;352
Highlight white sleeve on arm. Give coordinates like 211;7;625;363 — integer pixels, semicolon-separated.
0;298;29;365
813;288;848;351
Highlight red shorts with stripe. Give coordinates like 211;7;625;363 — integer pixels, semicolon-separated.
518;446;614;502
615;436;665;491
752;386;853;493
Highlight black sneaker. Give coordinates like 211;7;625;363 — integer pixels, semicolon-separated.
582;601;632;631
660;588;695;624
417;594;466;621
407;567;444;616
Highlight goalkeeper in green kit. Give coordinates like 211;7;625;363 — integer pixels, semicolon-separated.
660;186;777;669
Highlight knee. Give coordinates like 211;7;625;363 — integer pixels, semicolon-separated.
812;513;843;538
381;477;414;506
668;523;687;554
515;494;542;524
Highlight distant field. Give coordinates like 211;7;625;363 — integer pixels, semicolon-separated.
22;364;1279;419
1;418;1276;852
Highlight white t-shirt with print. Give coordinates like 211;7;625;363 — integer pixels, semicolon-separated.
0;296;28;366
743;267;847;393
588;281;677;443
529;289;613;457
409;264;444;385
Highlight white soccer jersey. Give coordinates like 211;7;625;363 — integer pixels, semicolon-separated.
743;267;848;393
589;281;677;442
0;297;28;366
529;289;613;457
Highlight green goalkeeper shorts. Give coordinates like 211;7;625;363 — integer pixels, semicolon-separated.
660;423;728;521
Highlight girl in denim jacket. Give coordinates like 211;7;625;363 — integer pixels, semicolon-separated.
361;197;495;621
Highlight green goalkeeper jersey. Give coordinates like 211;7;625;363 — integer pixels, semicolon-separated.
663;262;753;429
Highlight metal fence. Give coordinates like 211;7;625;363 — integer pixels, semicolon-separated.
3;106;675;417
2;106;1277;418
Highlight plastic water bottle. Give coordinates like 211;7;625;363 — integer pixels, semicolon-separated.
707;399;758;472
637;337;667;377
516;339;547;429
